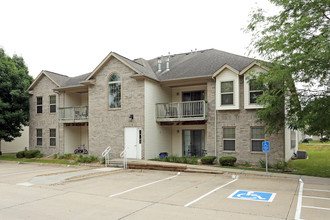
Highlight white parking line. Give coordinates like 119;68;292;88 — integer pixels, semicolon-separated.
109;172;181;198
303;195;330;200
295;178;304;220
184;176;238;207
302;205;330;211
0;168;61;177
304;188;330;193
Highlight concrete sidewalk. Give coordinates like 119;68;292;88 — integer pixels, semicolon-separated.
110;158;302;179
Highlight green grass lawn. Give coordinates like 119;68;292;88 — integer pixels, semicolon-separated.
289;142;330;178
0;154;78;165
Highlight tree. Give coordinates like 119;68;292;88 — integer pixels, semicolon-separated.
0;48;33;154
245;0;330;134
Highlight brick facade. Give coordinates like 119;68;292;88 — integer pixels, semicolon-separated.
88;58;145;158
29;76;59;155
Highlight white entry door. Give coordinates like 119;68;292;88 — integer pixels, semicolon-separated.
124;127;142;159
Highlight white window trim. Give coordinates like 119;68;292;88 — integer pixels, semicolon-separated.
244;72;264;109
249;80;263;104
220;81;234;106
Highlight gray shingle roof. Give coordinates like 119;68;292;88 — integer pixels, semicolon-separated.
43;48;255;89
44;71;69;86
148;49;254;81
62;72;90;87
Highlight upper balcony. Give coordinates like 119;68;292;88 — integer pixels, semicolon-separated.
156;100;208;123
59;106;88;123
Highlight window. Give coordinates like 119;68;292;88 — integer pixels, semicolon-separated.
50;95;56;113
37;97;42;113
182;91;205;101
221;81;233;105
50;129;56;146
223;128;235;151
251;127;265;152
249;79;263;104
109;74;121;108
36;129;42;146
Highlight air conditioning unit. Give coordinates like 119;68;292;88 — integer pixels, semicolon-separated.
297;150;308;159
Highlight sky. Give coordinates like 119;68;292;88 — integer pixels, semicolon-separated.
0;0;278;78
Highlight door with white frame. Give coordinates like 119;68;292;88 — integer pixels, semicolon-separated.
124;127;142;159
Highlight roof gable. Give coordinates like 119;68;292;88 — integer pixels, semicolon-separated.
86;52;159;81
28;70;68;90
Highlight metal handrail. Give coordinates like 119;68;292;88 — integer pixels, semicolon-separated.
156;100;207;119
120;148;128;169
102;146;111;167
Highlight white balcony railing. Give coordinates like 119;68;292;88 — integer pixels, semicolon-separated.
59;106;88;123
156;100;207;122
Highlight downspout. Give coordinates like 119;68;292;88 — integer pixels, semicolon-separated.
214;108;217;159
54;90;60;155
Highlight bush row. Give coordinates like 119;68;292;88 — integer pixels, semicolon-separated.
16;150;43;159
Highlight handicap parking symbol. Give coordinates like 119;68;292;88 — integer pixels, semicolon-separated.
228;190;276;202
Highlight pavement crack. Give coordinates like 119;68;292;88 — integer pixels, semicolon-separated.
0;191;69;211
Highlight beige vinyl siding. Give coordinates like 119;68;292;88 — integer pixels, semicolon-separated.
144;80;172;159
1;126;29;153
215;69;239;110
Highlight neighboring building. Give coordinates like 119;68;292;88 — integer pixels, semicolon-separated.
1;126;29;154
28;49;298;164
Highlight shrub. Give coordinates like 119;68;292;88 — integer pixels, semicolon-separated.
201;156;216;165
53;154;58;159
258;159;272;168
74;155;99;163
35;153;43;158
274;160;289;171
16;151;25;158
63;154;73;159
186;157;198;165
219;156;237;166
24;150;41;158
242;161;251;167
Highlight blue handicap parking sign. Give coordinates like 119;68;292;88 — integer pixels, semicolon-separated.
228;190;276;202
262;141;270;152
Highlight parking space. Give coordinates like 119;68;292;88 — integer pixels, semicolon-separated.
0;162;329;219
295;176;330;220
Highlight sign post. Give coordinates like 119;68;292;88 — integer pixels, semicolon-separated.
262;141;270;175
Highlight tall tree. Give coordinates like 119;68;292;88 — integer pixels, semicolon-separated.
245;0;329;135
0;48;33;154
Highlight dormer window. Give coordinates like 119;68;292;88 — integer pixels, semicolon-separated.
108;74;121;108
221;81;234;105
249;80;263;104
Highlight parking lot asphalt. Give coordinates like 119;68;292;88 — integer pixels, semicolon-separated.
0;162;329;220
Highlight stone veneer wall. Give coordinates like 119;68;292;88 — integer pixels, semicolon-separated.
29;76;59;155
88;58;145;158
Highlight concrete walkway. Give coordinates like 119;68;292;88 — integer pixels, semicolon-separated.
17;167;121;186
110;158;302;179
